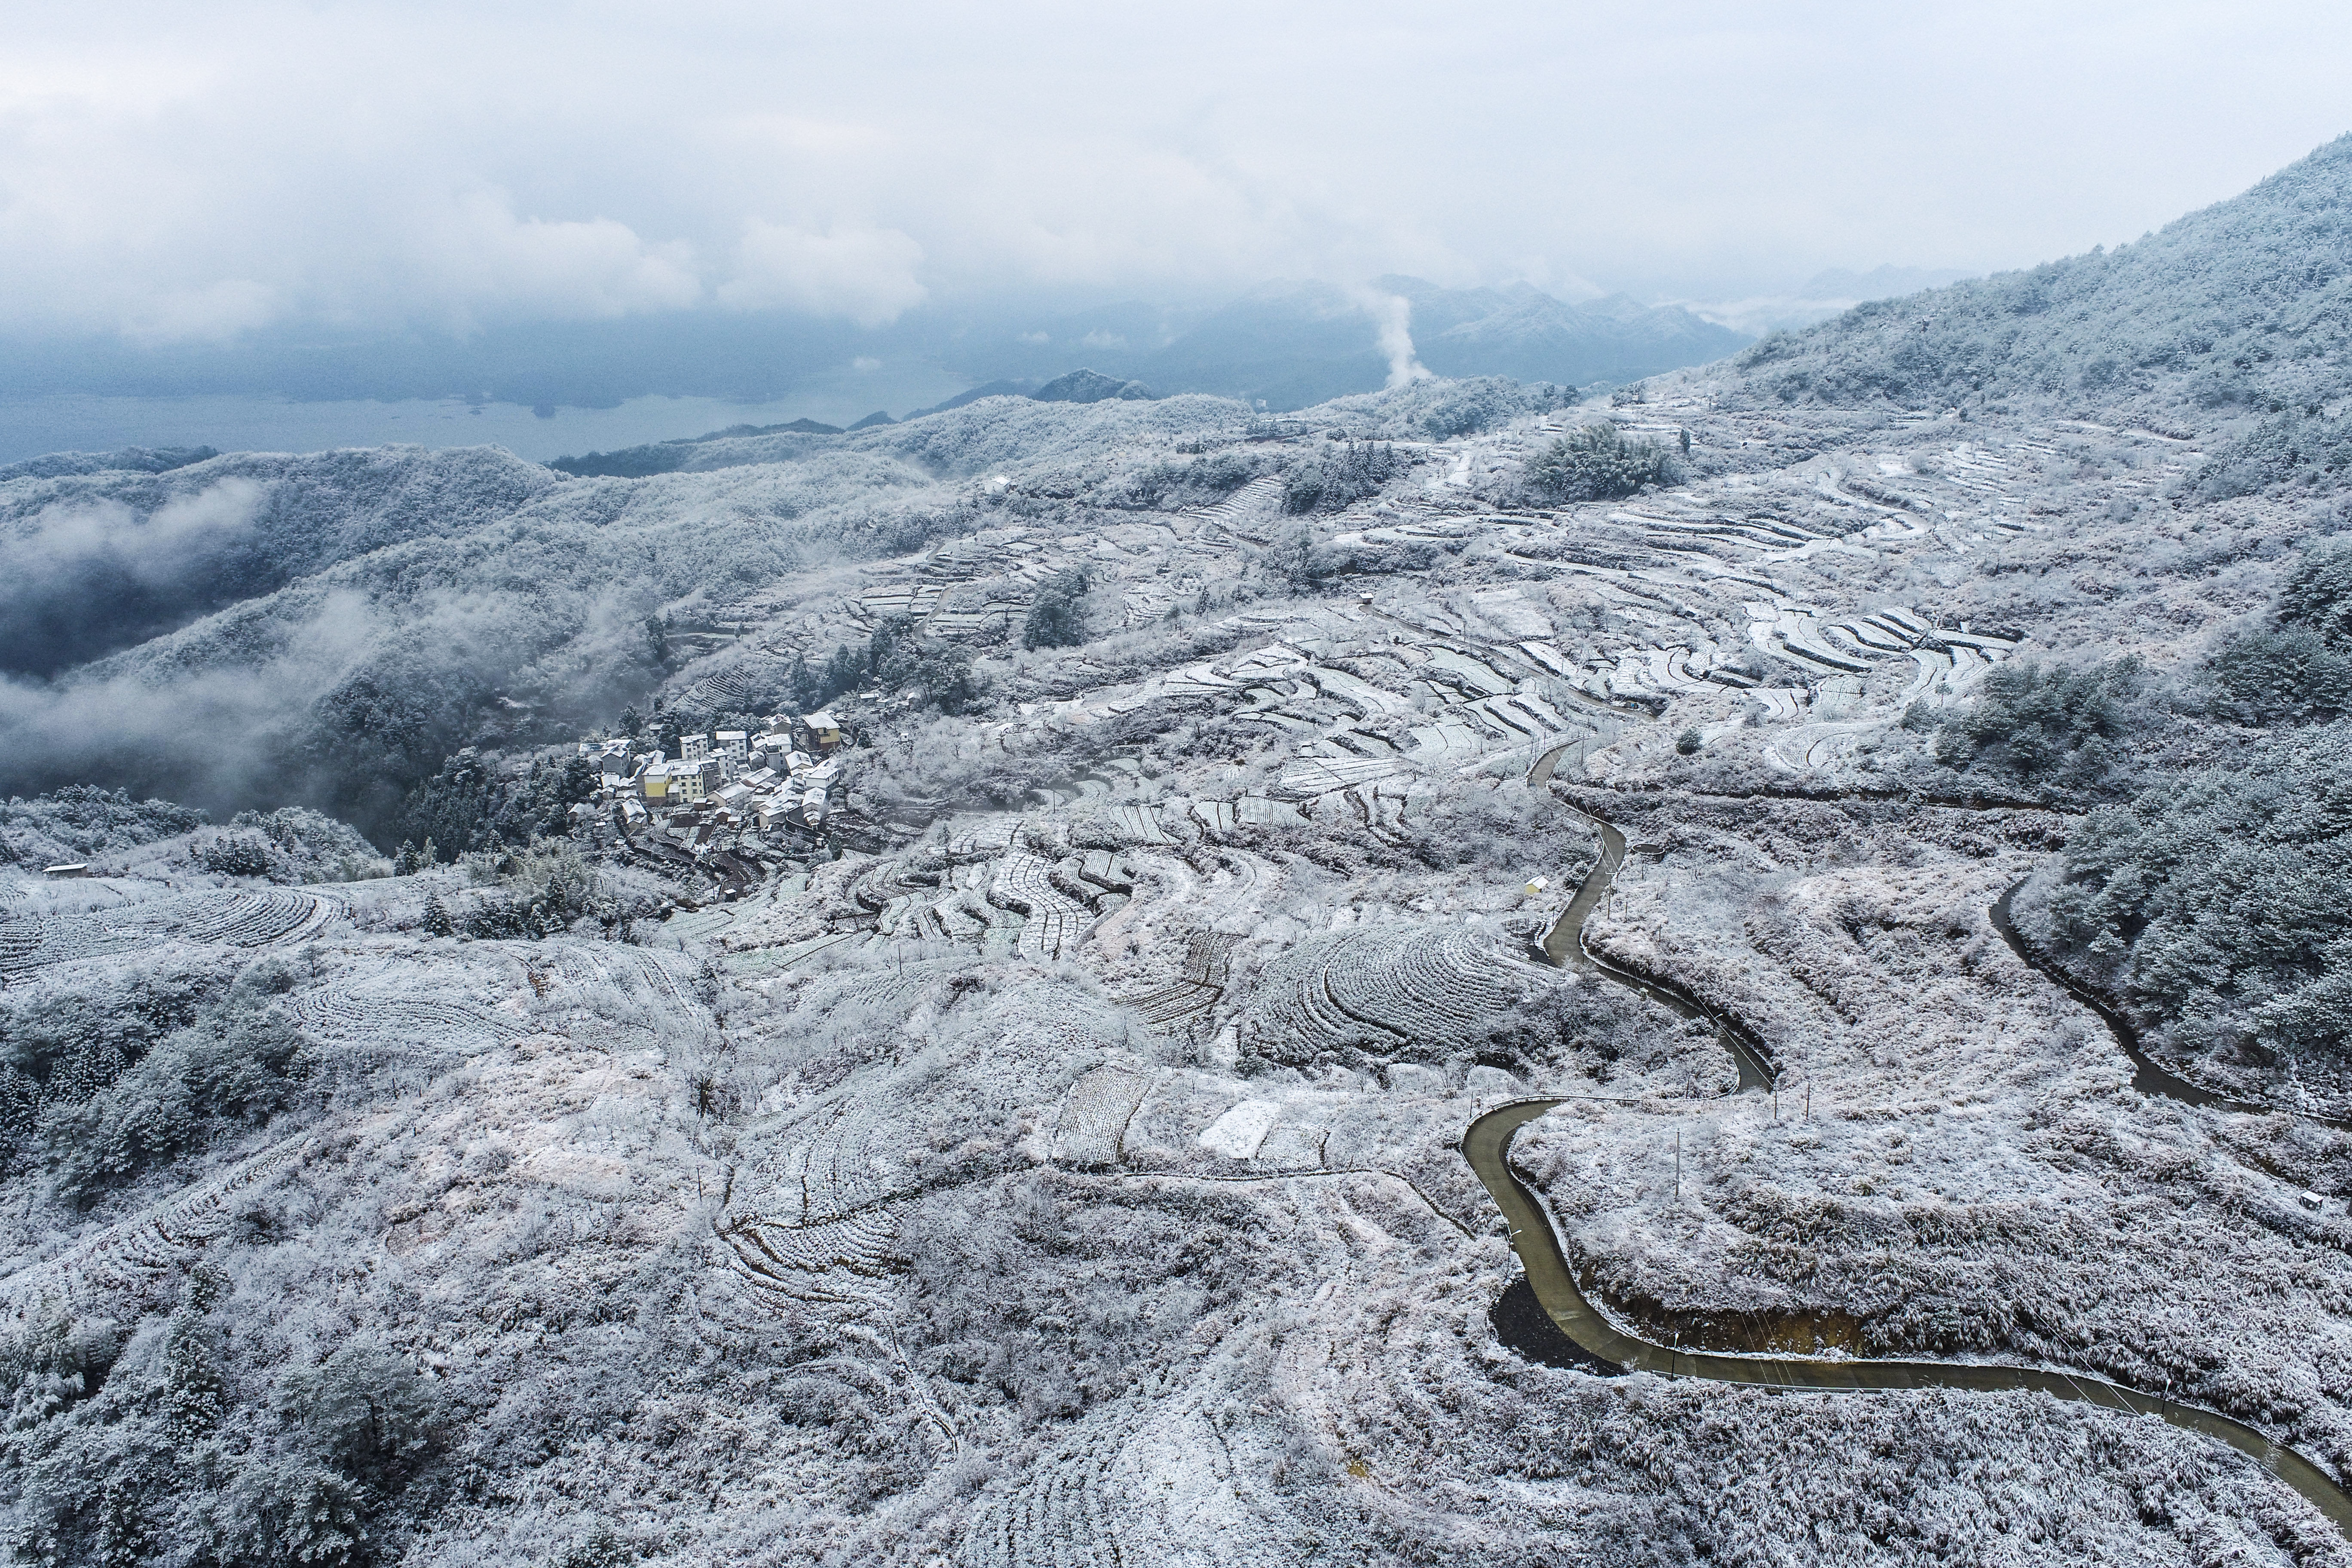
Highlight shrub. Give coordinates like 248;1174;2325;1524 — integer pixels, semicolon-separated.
1417;380;1546;440
1522;425;1682;503
389;750;596;861
2206;627;2352;723
272;1341;443;1491
196;835;274;879
786;644;871;713
2198;410;2352;498
1106;452;1259;510
1282;443;1399;514
1933;658;2140;786
43;964;309;1204
459;837;609;937
2276;535;2352;640
1266;522;1343;592
2202;539;2352;723
1022;568;1090;650
2044;721;2352;1066
867;617;987;714
0;786;206;870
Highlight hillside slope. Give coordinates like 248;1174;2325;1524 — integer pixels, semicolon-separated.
20;139;2352;1565
8;367;2352;1563
0;445;558;678
1731;133;2352;420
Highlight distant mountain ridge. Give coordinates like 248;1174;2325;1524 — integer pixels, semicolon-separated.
960;276;1750;410
554;370;1157;476
546;272;1739;476
1380;275;1749;386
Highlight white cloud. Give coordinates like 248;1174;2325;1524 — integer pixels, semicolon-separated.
714;222;927;325
427;191;703;324
2;0;2350;340
120;281;282;345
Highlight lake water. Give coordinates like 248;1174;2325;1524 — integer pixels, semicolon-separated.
0;371;970;466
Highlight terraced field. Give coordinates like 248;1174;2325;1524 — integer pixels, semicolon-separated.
0;887;333;973
0;1135;312;1320
289;986;530;1055
1050;1063;1158;1165
1121;931;1232;1033
1243;921;1551;1063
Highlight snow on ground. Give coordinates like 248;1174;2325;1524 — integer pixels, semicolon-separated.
9;384;2351;1564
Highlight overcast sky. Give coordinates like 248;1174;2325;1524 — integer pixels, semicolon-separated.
6;0;2351;345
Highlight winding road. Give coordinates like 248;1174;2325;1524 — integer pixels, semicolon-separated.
1466;788;2352;1534
1537;798;1776;1092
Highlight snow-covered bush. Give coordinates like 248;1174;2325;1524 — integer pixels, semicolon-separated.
42;959;308;1204
2205;536;2352;721
391;751;596;862
1281;441;1400;513
1523;424;1682;502
2040;719;2352;1083
2199;408;2352;498
458;837;610;937
1022;569;1090;650
1932;658;2141;788
195;835;273;879
0;787;205;870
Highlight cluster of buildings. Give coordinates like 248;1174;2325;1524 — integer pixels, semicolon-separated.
587;712;847;854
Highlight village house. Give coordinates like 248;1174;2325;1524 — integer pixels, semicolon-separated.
573;703;860;852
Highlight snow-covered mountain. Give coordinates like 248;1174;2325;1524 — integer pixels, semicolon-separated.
9;140;2352;1568
1733;133;2352;420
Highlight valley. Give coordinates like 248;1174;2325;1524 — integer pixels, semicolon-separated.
8;138;2352;1567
